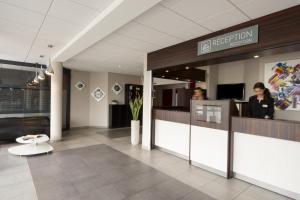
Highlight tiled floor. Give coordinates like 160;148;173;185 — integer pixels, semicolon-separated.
0;128;293;200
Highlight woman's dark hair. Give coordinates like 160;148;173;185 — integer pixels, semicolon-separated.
253;82;271;98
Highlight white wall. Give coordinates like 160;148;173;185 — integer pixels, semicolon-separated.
107;72;141;104
208;51;300;121
70;70;90;128
217;61;245;84
70;70;142;128
89;72;109;127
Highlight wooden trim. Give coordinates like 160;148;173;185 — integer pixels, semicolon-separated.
147;5;300;70
232;117;300;142
153;109;190;124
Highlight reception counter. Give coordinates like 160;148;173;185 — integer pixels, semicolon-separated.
232;117;300;199
153;109;190;159
153;100;238;177
152;100;300;199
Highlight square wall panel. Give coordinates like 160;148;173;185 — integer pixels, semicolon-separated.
70;0;114;12
160;0;242;26
38;16;83;43
48;0;99;26
200;8;249;31
0;18;38;37
0;0;53;14
104;33;160;52
135;5;210;40
231;0;300;19
0;2;44;28
117;21;183;48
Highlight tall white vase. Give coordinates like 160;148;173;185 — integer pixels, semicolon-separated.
131;120;140;145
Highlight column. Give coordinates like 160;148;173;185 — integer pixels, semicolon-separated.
142;54;152;150
50;62;63;141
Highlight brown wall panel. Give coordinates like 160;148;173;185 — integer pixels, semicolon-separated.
148;5;300;70
232;117;300;142
153;109;190;124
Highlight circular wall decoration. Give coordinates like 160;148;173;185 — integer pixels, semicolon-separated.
75;81;85;90
112;82;123;95
91;87;106;102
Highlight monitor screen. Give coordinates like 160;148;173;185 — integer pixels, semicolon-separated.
217;83;245;100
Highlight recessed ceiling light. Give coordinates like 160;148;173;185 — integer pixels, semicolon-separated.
254;55;259;58
162;75;165;78
185;66;190;70
165;70;169;73
176;77;179;80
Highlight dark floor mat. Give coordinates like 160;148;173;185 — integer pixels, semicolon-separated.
27;144;216;200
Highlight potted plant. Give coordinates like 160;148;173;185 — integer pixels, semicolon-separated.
129;95;143;145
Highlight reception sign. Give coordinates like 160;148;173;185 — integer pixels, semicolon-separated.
265;59;300;111
198;25;259;55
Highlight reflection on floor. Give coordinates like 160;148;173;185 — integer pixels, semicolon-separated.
96;128;131;138
0;128;293;200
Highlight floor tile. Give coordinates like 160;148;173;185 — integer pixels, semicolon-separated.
154;178;195;199
0;128;293;200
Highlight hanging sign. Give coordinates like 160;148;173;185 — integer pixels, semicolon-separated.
198;25;259;55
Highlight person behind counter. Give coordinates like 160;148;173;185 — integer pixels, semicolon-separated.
248;82;274;119
192;87;207;100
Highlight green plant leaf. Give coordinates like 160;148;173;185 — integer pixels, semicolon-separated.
129;95;143;120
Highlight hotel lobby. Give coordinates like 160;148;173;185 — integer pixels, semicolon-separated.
0;0;300;200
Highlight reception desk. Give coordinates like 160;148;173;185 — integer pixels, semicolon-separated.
190;100;238;177
153;109;190;159
153;100;238;177
232;117;300;199
152;100;300;199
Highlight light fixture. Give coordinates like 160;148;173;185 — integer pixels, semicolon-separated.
185;66;190;70
176;77;179;80
254;55;260;58
165;70;169;73
38;55;45;80
162;75;165;78
45;58;54;76
38;64;45;80
33;64;39;84
45;44;54;76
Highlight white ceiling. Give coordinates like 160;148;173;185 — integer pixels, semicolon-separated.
64;0;300;75
0;0;299;75
0;0;114;63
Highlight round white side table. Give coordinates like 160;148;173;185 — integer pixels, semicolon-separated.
8;134;53;156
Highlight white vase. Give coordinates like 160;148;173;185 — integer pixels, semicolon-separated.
131;120;140;145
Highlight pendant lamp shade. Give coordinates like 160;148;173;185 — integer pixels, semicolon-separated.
45;58;54;75
38;65;45;80
33;64;39;84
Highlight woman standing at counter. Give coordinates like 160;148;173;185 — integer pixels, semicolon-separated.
248;82;274;119
192;87;207;100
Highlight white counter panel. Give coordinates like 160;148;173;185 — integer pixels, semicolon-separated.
154;119;190;157
234;132;300;199
190;126;228;175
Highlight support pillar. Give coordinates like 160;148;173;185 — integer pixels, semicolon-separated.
142;54;152;150
50;62;63;141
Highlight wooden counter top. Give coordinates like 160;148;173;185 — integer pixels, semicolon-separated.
232;117;300;142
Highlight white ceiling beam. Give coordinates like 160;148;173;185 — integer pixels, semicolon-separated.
52;0;162;62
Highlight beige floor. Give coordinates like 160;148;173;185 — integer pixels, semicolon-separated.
0;128;292;200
